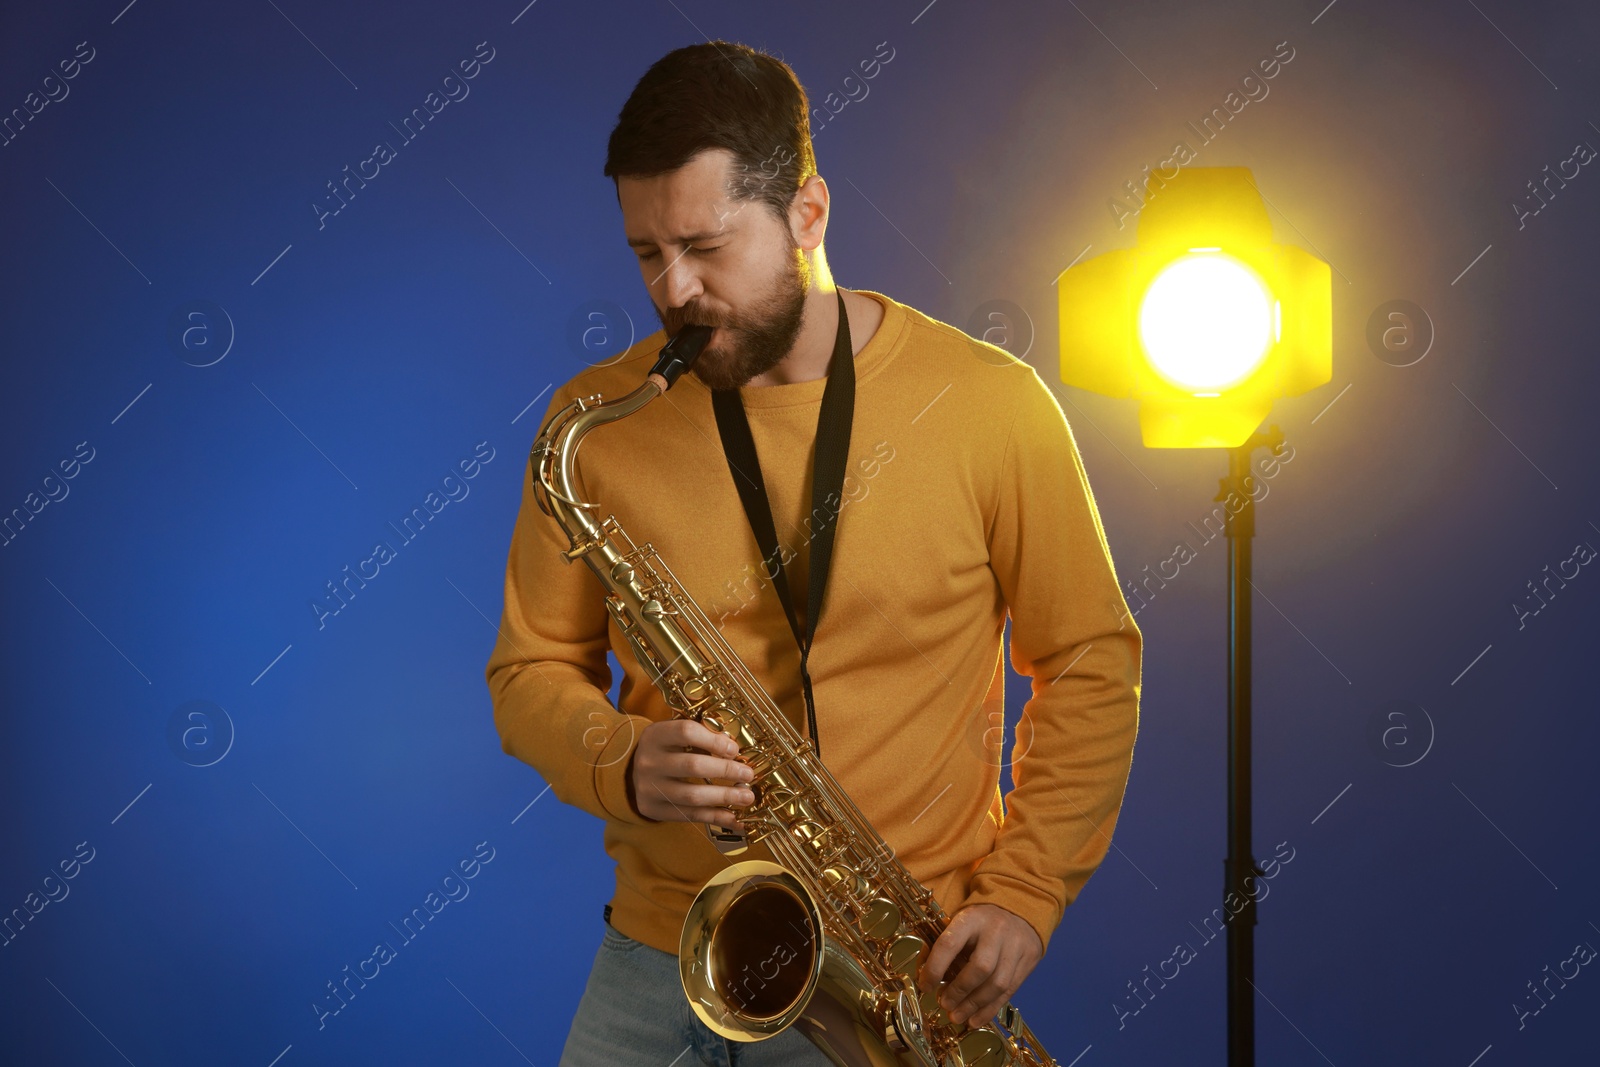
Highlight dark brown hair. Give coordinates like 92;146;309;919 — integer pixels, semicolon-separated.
603;40;817;230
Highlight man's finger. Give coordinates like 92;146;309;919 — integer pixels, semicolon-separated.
948;957;1016;1025
919;917;976;994
665;751;752;782
644;776;744;812
940;939;1002;1008
664;781;754;810
669;717;741;756
697;806;744;827
967;993;1008;1028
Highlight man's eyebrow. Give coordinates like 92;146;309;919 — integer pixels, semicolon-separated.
626;229;730;248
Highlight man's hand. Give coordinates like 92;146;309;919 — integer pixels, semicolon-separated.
918;903;1044;1027
628;718;754;826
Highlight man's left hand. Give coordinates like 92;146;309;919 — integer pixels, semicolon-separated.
917;902;1044;1027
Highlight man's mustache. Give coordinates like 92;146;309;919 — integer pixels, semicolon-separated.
667;308;732;332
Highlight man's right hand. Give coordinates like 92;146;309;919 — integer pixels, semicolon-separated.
628;718;755;827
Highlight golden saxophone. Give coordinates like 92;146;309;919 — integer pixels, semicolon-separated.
529;325;1060;1067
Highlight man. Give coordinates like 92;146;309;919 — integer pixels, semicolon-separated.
485;39;1141;1065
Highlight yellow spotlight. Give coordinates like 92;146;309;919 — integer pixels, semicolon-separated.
1139;252;1274;392
1058;167;1332;448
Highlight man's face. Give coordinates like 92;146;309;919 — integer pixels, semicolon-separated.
619;148;810;390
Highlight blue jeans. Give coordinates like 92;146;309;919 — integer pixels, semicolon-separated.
558;920;835;1067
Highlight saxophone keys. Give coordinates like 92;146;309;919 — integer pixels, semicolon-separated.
860;897;902;940
775;794;814;823
881;988;921;1053
957;1028;1008;1067
794;820;838;856
884;933;929;977
821;865;868;900
681;675;711;705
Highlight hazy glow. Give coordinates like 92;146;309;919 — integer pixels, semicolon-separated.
1139;253;1274;391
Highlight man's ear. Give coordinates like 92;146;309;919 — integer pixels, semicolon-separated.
791;176;828;250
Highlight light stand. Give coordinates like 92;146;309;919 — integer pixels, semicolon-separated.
1220;423;1284;1066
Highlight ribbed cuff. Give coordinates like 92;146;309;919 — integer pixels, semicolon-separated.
961;871;1062;956
594;712;657;825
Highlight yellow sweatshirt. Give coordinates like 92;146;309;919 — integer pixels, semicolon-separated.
486;288;1141;957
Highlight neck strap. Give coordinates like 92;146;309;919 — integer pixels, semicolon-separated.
710;288;855;759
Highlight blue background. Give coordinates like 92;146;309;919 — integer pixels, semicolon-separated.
3;1;1598;1063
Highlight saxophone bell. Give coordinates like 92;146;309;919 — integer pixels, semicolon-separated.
681;860;947;1065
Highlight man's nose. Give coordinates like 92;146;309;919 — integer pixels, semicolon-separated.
659;252;703;310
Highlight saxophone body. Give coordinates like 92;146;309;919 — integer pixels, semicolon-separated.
528;327;1059;1067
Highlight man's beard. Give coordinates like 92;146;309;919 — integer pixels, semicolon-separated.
656;246;810;391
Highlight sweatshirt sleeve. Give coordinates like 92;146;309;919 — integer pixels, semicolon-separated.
961;368;1143;955
484;387;657;826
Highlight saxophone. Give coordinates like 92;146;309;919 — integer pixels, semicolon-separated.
529;325;1060;1067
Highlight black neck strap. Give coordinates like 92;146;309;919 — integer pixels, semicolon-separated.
711;288;855;759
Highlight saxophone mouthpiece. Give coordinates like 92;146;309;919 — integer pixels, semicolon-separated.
649;324;715;390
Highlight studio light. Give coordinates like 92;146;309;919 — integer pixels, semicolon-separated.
1056;166;1336;1067
1057;166;1332;447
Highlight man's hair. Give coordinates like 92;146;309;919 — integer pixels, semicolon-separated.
603;40;818;231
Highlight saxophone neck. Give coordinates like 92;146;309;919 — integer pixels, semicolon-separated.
528;324;715;546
